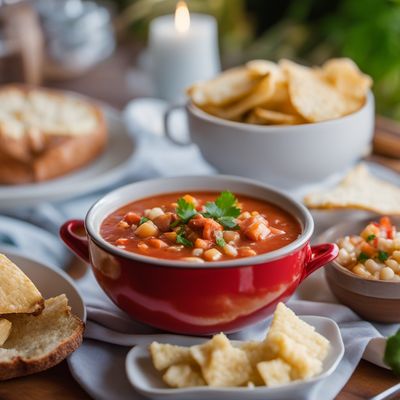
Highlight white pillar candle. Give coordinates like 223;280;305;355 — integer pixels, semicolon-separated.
149;1;220;102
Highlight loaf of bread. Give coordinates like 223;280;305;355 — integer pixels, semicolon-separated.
0;294;84;380
0;85;107;184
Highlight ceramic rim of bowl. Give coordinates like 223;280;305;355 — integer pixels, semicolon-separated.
326;262;400;299
187;91;373;132
85;175;314;269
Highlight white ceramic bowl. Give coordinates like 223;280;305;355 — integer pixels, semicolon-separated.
165;93;374;189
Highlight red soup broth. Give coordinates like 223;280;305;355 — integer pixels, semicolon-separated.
100;191;301;262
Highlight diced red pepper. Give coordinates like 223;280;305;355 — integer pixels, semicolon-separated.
203;219;223;240
380;216;393;239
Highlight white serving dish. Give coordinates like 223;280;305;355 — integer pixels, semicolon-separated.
125;315;344;400
164;92;374;189
0;102;136;209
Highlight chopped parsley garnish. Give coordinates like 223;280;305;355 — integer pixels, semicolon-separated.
378;250;389;262
202;191;241;230
358;252;369;262
215;231;226;247
216;237;226;247
367;234;376;242
171;198;198;227
384;329;400;375
139;216;149;225
176;227;193;247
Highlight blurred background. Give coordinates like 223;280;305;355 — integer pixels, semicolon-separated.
1;0;399;118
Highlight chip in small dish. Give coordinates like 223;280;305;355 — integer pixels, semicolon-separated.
148;303;330;388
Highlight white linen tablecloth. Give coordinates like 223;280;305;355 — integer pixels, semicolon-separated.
0;98;398;399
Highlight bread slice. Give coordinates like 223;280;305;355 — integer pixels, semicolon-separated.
0;254;44;315
0;294;84;380
0;85;107;184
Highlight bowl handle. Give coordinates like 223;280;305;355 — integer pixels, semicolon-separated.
164;104;191;146
301;243;339;282
60;220;90;264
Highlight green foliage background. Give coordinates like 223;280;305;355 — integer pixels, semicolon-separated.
117;0;400;119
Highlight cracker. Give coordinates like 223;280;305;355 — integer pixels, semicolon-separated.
304;163;400;215
149;342;193;371
191;333;251;387
257;358;292;387
163;363;205;388
203;346;251;387
240;340;275;385
267;303;330;361
267;333;323;379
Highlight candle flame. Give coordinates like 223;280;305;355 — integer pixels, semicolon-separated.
175;1;190;33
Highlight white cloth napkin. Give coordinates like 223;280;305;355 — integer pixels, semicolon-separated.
68;268;384;400
0;98;398;399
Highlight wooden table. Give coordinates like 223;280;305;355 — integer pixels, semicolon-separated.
1;47;399;400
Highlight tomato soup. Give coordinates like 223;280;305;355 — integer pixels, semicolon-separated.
100;191;301;263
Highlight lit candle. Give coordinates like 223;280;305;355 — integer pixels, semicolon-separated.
149;1;220;102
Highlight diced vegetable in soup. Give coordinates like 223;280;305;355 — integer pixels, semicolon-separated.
100;191;301;262
336;217;400;281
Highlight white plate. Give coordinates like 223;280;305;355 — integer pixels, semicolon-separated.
0;104;136;209
2;248;85;321
125;316;343;400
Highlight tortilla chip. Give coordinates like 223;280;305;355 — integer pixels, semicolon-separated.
0;254;44;315
321;58;372;101
187;67;268;107
250;108;304;125
281;59;361;122
246;60;284;81
212;75;278;121
304;163;400;215
0;319;11;346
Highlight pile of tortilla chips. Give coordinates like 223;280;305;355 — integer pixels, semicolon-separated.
187;58;372;125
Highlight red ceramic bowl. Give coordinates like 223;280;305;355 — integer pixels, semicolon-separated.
60;175;338;334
